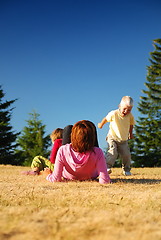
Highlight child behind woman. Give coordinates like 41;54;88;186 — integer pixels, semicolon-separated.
21;128;63;175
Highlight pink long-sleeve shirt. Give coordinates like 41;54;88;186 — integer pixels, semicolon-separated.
46;144;110;184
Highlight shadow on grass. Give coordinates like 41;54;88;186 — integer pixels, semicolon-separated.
111;178;161;184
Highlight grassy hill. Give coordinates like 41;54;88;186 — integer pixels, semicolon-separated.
0;166;161;240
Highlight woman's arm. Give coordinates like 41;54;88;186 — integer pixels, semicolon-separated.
96;149;111;184
47;148;64;182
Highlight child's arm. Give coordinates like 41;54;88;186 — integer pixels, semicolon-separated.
98;117;107;129
129;125;134;139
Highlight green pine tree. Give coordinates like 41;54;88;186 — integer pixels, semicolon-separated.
16;111;51;166
133;39;161;167
0;85;20;165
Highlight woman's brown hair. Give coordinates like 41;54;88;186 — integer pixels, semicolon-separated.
71;120;96;153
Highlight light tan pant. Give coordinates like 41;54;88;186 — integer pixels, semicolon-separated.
106;135;131;172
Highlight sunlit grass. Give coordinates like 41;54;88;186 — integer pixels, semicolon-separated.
0;165;161;240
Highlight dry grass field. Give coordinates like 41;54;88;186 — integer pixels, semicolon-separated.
0;165;161;240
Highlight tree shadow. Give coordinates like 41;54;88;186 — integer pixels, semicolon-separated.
111;178;161;184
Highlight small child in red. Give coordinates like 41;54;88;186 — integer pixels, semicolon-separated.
21;128;63;175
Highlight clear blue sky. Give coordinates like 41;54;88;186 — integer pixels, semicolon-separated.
1;0;161;150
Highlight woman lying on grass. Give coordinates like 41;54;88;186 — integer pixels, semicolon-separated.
45;120;111;184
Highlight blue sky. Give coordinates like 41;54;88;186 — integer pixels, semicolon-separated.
1;0;161;150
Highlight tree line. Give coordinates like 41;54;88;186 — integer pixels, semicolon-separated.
0;39;161;167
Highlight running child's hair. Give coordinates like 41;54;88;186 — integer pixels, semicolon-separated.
120;96;134;107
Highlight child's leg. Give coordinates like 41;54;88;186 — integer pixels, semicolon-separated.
31;156;54;172
31;156;45;172
43;158;54;171
118;141;131;172
32;167;39;172
106;135;118;169
21;156;43;176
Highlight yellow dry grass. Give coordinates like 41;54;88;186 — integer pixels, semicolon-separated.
0;165;161;240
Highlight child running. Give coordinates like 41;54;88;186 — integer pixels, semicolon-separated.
98;96;135;176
